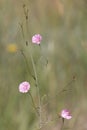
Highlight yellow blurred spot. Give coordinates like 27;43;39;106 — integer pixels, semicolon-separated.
6;44;18;53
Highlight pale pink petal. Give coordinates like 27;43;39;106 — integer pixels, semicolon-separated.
66;115;72;119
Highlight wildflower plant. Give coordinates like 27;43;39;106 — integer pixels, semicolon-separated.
18;4;74;130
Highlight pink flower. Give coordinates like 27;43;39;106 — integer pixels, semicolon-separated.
19;81;30;93
32;34;42;44
61;109;72;119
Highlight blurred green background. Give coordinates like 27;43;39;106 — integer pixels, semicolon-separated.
0;0;87;130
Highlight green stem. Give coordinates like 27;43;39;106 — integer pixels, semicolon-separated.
20;50;35;80
29;91;38;116
19;23;25;41
29;48;42;128
61;118;64;130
